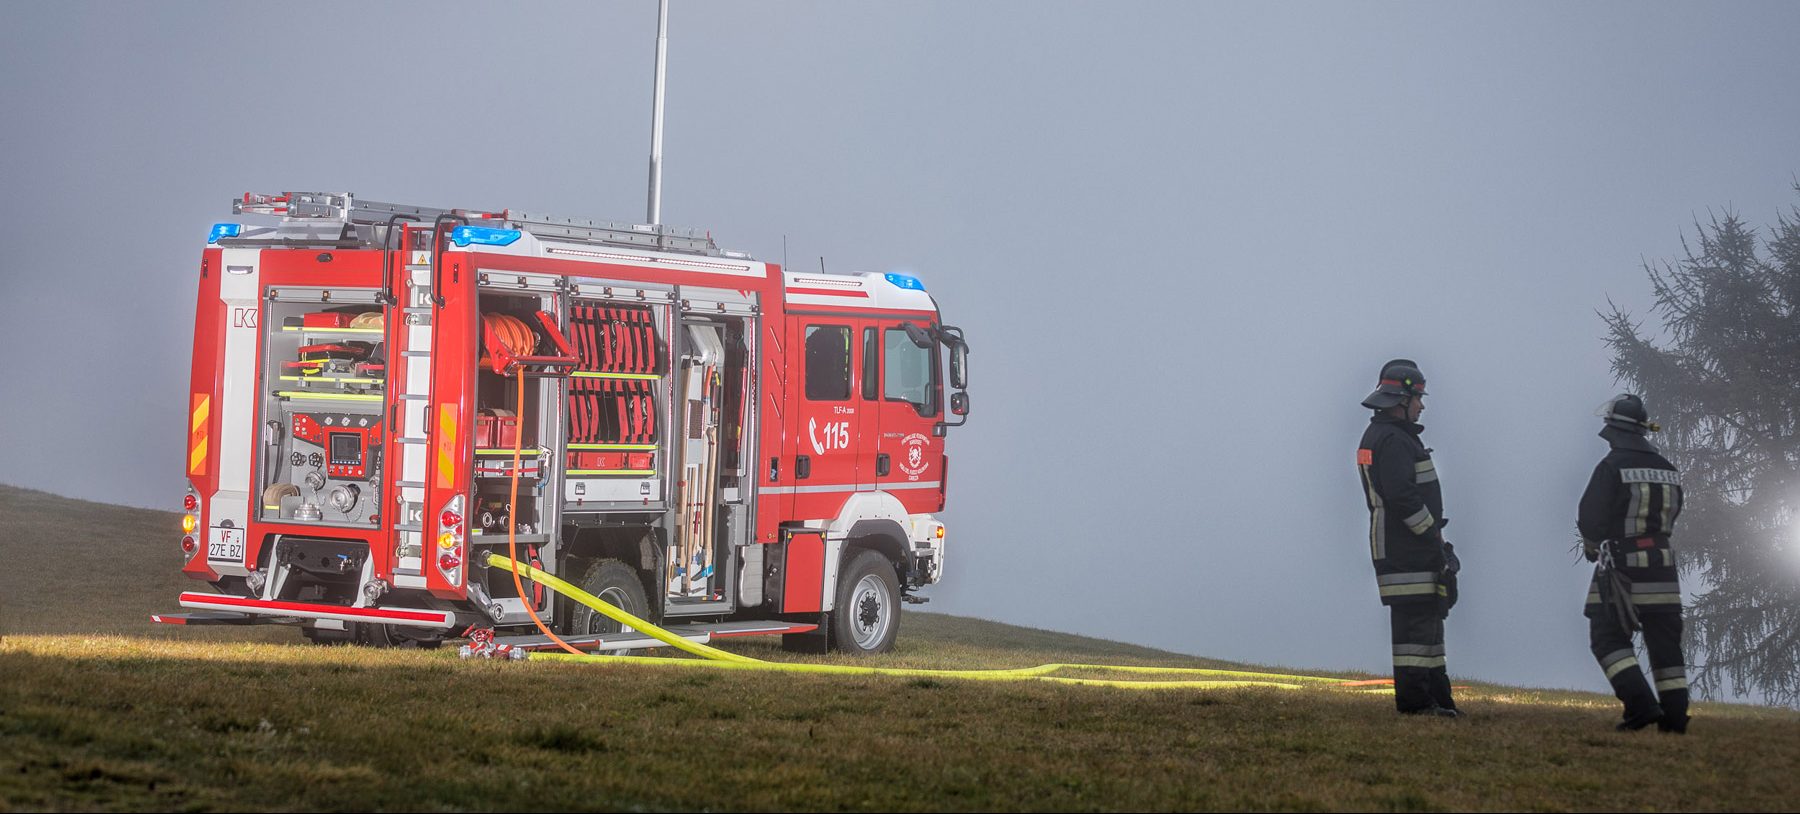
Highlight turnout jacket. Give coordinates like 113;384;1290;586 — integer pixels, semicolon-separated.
1357;414;1447;605
1580;426;1684;615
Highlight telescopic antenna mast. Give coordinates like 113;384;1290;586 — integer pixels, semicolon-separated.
645;0;670;226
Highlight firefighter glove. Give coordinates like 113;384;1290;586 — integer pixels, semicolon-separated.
1582;539;1600;563
1442;540;1461;576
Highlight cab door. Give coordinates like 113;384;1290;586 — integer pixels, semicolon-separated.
784;317;867;520
870;319;944;513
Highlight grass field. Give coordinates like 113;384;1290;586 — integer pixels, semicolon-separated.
4;484;1798;811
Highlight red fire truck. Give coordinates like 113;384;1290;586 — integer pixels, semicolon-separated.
159;192;969;655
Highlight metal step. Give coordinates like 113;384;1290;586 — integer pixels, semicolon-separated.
496;630;709;652
492;620;817;653
150;610;272;626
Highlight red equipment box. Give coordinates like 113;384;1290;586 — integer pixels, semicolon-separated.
566;451;654;471
302;312;353;329
475;409;519;449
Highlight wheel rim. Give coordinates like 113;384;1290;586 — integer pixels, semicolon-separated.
585;586;633;635
849;573;892;650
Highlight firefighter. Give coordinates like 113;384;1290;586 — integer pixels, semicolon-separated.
1579;394;1688;733
1356;359;1461;717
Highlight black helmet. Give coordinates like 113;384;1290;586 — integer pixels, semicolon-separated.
1595;393;1658;433
1361;358;1428;410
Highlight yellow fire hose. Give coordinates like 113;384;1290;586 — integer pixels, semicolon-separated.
489;369;1379;691
486;552;1384;691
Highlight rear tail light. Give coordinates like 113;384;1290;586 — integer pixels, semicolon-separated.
182;486;203;561
436;494;467;586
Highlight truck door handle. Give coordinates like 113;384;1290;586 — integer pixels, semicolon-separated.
768;457;780;483
795;455;811;480
876;453;890;477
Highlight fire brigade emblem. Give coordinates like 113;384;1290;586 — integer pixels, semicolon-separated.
900;433;931;479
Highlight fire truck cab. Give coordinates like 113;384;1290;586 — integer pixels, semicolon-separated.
166;192;970;655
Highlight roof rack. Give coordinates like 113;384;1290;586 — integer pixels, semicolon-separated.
231;191;723;256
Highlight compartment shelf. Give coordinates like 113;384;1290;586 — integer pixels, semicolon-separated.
275;391;382;403
281;326;385;336
568;371;663;380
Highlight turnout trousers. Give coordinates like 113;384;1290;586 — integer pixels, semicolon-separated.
1588;607;1687;730
1390;603;1455;713
1585;540;1688;731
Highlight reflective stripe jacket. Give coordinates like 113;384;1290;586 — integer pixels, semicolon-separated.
1357;414;1446;606
1580;426;1684;615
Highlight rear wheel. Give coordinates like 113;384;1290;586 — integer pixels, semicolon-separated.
344;623;443;649
567;559;651;655
829;549;900;655
301;625;353;646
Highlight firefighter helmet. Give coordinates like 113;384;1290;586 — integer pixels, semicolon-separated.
1595;393;1659;433
1361;359;1428;410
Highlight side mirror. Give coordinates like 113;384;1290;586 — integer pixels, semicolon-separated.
948;340;967;390
950;392;969;416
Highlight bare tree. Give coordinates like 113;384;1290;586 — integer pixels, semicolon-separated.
1603;184;1800;705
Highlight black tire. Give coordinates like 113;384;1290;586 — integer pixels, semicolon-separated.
301;625;354;646
828;549;901;655
347;623;443;649
566;558;652;655
352;622;404;648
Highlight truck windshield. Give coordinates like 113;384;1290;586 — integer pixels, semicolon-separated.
883;328;936;415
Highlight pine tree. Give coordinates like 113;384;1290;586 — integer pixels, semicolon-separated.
1603;184;1800;704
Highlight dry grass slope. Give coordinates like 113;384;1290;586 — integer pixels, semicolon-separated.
3;484;1797;811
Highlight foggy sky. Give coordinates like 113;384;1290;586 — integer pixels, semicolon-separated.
4;1;1799;697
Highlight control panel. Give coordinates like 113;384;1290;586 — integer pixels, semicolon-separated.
264;410;384;525
292;414;380;479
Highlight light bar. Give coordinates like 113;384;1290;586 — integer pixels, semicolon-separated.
450;226;523;247
885;272;927;291
208;223;243;244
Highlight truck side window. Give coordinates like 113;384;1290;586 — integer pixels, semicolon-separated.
862;327;879;401
883;328;936;415
804;325;851;401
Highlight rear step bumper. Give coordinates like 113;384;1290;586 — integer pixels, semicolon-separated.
172;592;459;629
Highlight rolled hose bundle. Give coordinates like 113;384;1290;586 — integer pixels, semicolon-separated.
482;313;538;359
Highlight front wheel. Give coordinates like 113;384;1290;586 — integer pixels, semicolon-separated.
829;549;901;655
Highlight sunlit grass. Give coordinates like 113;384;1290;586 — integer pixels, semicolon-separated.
4;485;1799;810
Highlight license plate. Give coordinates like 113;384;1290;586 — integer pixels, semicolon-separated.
208;527;245;562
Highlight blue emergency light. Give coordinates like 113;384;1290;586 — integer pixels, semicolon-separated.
885;272;927;291
450;226;523;247
207;223;242;244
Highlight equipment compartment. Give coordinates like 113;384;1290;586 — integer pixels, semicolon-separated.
257;299;386;528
